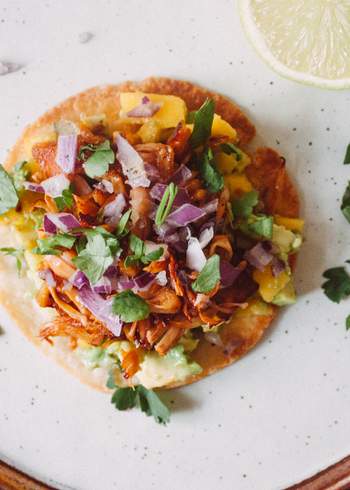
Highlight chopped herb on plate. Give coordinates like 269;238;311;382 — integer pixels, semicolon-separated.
112;290;150;322
0;165;19;215
155;182;178;227
200;148;224;194
322;266;350;303
81;140;115;178
192;254;221;293
189;99;215;148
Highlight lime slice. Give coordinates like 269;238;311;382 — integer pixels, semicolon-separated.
239;0;350;89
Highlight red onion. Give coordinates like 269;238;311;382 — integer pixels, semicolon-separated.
117;272;155;292
169;164;192;185
115;133;150;188
56;133;78;174
126;96;162;117
150;183;189;207
202;199;218;215
167;203;206;227
38;269;56;288
23;182;44;193
271;257;286;277
102;194;126;227
72;175;92;196
144;163;161;183
198;226;214;249
156;270;167;286
92;276;115;295
186;237;207;272
41;174;71;198
220;260;242;288
94;179;114;194
70;270;89;289
78;286;122;336
244;242;273;271
44;213;80;233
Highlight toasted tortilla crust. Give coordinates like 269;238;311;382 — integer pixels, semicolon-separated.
1;77;299;391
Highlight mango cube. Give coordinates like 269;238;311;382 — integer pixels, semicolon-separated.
224;174;253;198
211;114;237;140
119;92;187;129
253;266;290;303
274;215;304;233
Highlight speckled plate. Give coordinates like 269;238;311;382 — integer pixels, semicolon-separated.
1;1;350;489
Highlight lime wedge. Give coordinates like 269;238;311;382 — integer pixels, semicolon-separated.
239;0;350;89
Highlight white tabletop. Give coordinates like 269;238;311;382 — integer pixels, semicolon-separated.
1;1;350;489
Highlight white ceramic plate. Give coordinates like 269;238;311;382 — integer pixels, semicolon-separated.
1;1;350;489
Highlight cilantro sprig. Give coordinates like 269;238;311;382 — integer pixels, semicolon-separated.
192;254;221;293
341;181;350;223
54;188;74;211
72;228;120;284
12;161;30;191
107;375;170;425
0;165;19;215
80;140;115;178
33;233;77;255
112;290;150;322
200;148;224;194
189;99;215;148
221;142;243;161
155;183;178;227
322;265;350;304
125;234;163;267
343;144;350;165
0;247;25;275
232;191;259;218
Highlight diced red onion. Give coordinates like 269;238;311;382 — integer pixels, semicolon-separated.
38;269;56;288
44;213;80;233
202;199;218;215
102;194;126;227
220;260;242;288
41;174;71;198
186;237;207;272
271;257;286;277
115;133;150;188
169;164;192;185
77;286;122;336
72;175;92;196
144;163;161;183
94;179;114;194
117;276;136;291
205;331;224;347
198;226;214;249
56;133;78;174
93;276;115;295
244;242;273;271
150;183;190;207
133;272;155;291
23;182;44;193
156;270;167;286
167;203;206;227
70;270;89;289
126;97;162;117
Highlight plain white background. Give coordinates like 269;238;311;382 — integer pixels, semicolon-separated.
1;1;350;489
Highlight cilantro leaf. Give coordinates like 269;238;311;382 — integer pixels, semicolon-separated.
33;233;76;255
136;386;170;425
111;387;138;410
0;247;25;275
54;188;74;211
232;191;259;218
112;290;150;322
81;140;115;178
192;254;221;293
116;209;132;237
341;182;350;223
200;148;224;194
344;144;350;165
189;99;215;148
106;371;117;389
142;247;164;264
109;383;170;425
247;215;273;239
221;142;243;161
346;315;350;330
72;228;120;284
12;161;29;191
155;182;178;227
0;165;19;215
322;266;350;303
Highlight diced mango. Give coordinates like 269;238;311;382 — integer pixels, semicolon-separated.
274;215;304;233
216;151;251;174
119;92;187;129
224;174;252;198
211;114;237;140
138;119;162;143
253;266;290;303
